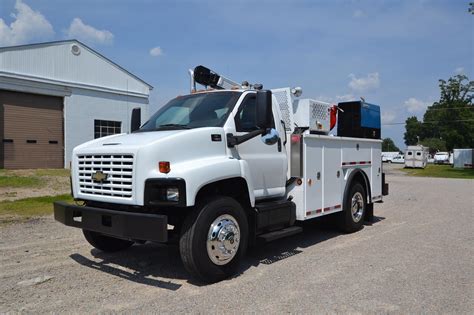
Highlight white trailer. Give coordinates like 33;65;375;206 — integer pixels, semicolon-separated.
404;145;428;169
54;66;388;283
453;149;473;168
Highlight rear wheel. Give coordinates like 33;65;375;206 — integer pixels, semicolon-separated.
338;182;366;233
82;230;134;252
179;196;248;283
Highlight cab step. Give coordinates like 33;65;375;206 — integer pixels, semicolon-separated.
257;226;302;243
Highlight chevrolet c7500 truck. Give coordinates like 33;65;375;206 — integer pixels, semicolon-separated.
54;66;388;283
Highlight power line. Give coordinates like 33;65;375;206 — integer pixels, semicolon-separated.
382;119;474;126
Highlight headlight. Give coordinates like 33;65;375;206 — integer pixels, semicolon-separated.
166;187;179;202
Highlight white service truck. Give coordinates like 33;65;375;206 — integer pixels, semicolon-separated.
54;66;389;283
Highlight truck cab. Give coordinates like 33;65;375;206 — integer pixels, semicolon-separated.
54;66;388;283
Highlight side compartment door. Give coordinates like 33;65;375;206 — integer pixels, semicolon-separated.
304;138;323;217
232;93;287;199
322;139;342;212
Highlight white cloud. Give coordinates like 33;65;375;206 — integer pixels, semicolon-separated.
454;67;464;75
353;9;365;18
336;94;356;102
65;18;113;45
381;111;396;124
404;97;430;113
149;46;163;57
348;72;380;92
0;0;54;46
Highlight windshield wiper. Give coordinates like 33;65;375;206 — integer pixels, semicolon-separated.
155;124;191;130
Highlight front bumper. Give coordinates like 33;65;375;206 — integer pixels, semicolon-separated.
54;201;168;242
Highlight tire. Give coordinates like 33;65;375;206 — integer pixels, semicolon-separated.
83;230;134;252
338;182;366;233
179;196;248;283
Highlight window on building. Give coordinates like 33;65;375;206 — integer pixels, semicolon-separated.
94;120;122;138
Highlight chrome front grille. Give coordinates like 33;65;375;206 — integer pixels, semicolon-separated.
77;154;134;198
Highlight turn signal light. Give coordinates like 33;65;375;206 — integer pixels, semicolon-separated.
159;161;170;174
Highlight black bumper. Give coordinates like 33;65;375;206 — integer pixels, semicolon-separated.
54;201;168;242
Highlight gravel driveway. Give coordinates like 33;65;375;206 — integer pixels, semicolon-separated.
1;166;473;313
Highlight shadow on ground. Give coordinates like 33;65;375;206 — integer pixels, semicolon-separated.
69;216;384;289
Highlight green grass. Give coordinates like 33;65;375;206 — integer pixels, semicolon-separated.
0;168;69;188
0;176;43;188
401;164;474;179
0;194;73;224
34;169;70;177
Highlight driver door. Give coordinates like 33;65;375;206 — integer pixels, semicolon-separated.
232;94;287;200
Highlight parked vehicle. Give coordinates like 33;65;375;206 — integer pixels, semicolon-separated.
434;152;450;164
53;65;388;283
392;155;405;164
404;145;428;169
453;149;473;168
382;152;400;163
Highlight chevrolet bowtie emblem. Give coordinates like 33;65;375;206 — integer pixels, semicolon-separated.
91;171;108;183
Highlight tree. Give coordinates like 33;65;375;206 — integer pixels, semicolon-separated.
404;116;423;146
420;138;446;154
382;138;400;152
404;75;473;150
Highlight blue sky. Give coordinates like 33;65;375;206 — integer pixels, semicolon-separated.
1;0;472;148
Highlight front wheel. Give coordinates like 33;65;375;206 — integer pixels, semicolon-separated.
179;197;248;283
338;182;366;233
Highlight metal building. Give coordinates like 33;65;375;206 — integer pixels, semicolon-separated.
0;40;152;169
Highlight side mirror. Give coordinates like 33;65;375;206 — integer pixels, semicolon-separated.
131;107;141;132
256;90;272;130
261;128;279;145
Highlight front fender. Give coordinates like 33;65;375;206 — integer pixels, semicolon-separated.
172;157;255;207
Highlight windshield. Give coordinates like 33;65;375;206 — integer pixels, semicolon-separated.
138;92;241;132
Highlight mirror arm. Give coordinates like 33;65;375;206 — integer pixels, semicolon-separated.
227;129;266;148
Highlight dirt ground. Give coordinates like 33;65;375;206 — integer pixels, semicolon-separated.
0;170;70;201
0;164;473;313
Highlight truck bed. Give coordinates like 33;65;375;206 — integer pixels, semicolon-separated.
289;134;382;221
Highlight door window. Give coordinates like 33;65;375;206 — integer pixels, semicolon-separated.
235;95;275;132
235;96;258;132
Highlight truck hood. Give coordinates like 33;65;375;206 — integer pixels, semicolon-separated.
73;127;227;156
81;130;181;147
74;130;185;150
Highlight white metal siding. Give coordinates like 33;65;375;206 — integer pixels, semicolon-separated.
0;42;150;96
64;87;148;167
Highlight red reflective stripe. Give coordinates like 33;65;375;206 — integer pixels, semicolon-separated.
342;161;372;166
308;205;341;216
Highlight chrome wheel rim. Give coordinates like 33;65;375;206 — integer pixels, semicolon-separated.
207;214;240;265
351;192;364;223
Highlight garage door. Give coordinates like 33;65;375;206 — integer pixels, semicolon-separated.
0;90;64;169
